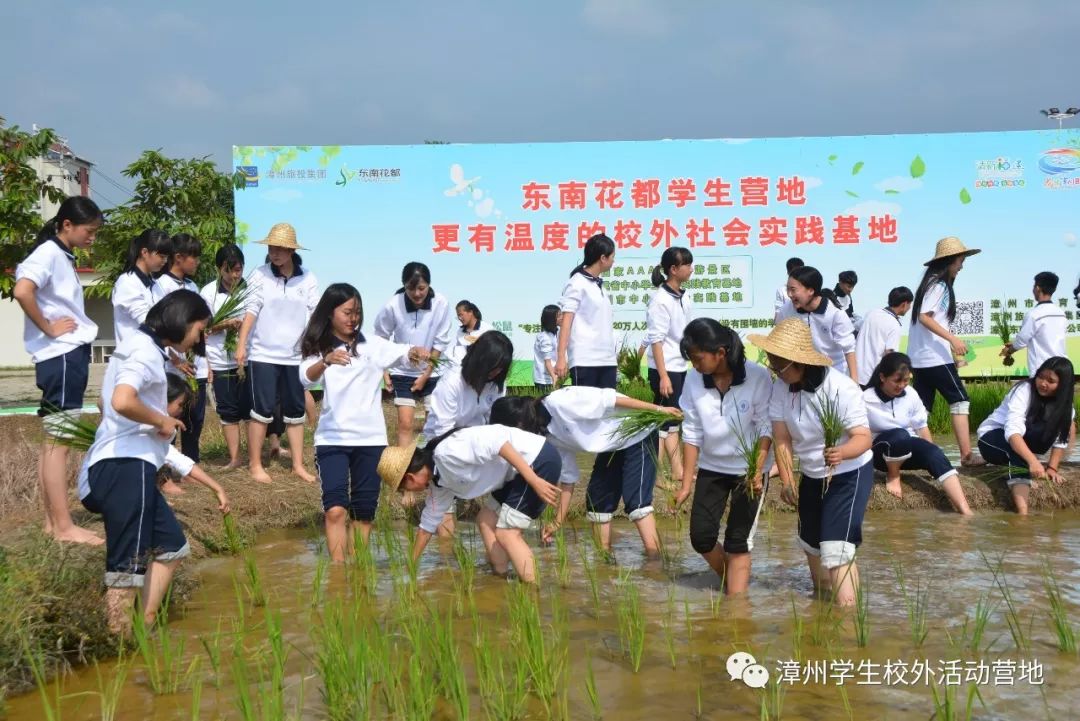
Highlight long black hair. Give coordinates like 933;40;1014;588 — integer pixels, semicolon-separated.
170;232;202;258
166;373;192;412
1023;357;1075;449
911;258;956;326
301;283;362;358
144;289;211;350
540;304;559;334
399;261;431;290
679;318;747;383
123;229;173;274
867;352;912;395
650;246;693;287
570;233;615;277
490;395;551;435
788;266;842;309
460;330;513;395
456;300;481;331
215;243;245;272
33;196;103;249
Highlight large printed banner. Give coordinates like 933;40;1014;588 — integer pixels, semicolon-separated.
234;130;1080;381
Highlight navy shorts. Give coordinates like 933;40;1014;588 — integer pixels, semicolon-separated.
585;434;658;521
315;445;385;521
913;363;969;411
648;368;686;431
211;369;249;424
797;461;873;569
36;343;91;417
571;365;617;390
81;458;190;588
389;374;438;406
978;427;1052;486
179;378;206;463
248;361;305;424
491;440;562;521
689;469;768;555
871;428;955;482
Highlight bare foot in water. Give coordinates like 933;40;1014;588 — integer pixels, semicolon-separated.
161;479;185;496
52;526;105;546
293;466;316;483
250;467;273;484
885;477;903;499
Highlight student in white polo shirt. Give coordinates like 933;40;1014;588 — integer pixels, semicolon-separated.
645;246;694;488
13;197;104;546
299;283;428;561
77;290;213;634
774;257;804;323
111;229;172;346
373;261;453;447
776;265;858;381
555;233;617;389
449;299;490;363
855;286;913;387
235;223;319;484
200;244;248;469
532;304;560;392
862;352;972;514
674;319;773;595
378;425;561;583
749;319;873;608
158;232;209;465
1002;272;1068;376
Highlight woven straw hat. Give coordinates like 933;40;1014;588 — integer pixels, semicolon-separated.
748;318;833;367
255;222;308;250
925;236;979;266
377;440;418;492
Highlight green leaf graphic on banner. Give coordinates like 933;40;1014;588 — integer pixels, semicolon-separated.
959;188;972;204
845;190;859;197
910;155;926;178
852;161;864;175
828;154;838;164
884;189;900;195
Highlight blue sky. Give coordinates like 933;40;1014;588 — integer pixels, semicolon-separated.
4;1;1079;207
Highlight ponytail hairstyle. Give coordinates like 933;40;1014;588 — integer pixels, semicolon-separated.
33;196;103;250
911;257;957;326
300;283;363;358
1026;356;1075;450
679;318;747;383
143;289;211;351
570;233;615;277
785;257;805;275
650;246;693;287
867;352;913;395
540;304;560;334
399;262;432;292
490;395;552;435
456;300;481;331
461;330;513;395
123;229;173;274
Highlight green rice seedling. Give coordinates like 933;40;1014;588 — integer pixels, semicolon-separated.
22;634;62;721
474;627;529;721
41;404;99;452
579;542;602;616
892;560;930;648
607;407;676;449
241;553;267;607
812;390;845;492
209;278;254;376
930;678;983;721
94;650;131;721
683;598;694;642
853;576;870;648
430;607;469;720
993;302;1015;366
663;617;677;670
400;651;439;721
709;588;724;618
1041;561;1077;654
617;340;645;383
310;553;329;609
507;582;566;714
981;552;1031;652
553;522;571;588
229;646;259;721
809;602;840;647
730;406;764;500
583;651;602;719
789;596;804;663
695;676;704;720
426;353;456;375
199;618;226;688
314;598;377;721
451;529;476;597
263;606;288;719
189;672;203;721
132;603;196;694
222;513;245;555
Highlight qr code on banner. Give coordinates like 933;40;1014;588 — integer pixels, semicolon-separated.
949;301;984;335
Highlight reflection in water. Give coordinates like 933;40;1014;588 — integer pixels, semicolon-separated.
6;511;1079;720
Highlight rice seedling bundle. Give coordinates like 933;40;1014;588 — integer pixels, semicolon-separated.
812;390;845;493
616;341;645;383
993;301;1015;366
730;406;764;500
607;408;675;449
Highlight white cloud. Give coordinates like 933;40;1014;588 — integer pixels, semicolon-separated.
842;200;902;218
153;75;219;110
874;176;923;192
802;176;823;188
582;0;671;37
260;188;304;203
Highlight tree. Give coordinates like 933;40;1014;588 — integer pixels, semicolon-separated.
88;150;246;297
0;118;66;297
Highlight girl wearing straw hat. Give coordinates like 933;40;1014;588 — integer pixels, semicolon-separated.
776;265;859;382
908;236;984;467
378;426;562;583
235;223;320;484
749;318;873;607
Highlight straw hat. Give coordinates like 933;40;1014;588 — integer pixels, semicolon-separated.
747;319;832;367
377;440;418;492
255;222;307;250
925;236;979;266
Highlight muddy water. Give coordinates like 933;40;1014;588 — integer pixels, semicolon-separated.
6;510;1080;720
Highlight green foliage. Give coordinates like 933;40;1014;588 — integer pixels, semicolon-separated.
0;119;67;298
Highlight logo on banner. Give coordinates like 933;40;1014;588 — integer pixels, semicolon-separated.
236;166;259;188
1039;148;1080;189
974;157;1024;188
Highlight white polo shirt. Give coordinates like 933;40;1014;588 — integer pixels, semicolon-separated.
855;307;904;386
1012;301;1067;377
420;366;504;439
861;386;927;438
776;299;856;375
78;329;171;499
977;381;1072;449
158;272;208;380
449;320;491;363
299;333;413;446
373;289;452;377
244;263;319;365
768;367;872;478
420;425;547;533
15;238;98;363
533;331;557;384
774;283;788;320
907;280;953;369
558;270;615;367
200;280;239;371
111;268;165;347
679;362;773;475
645;283;692;373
